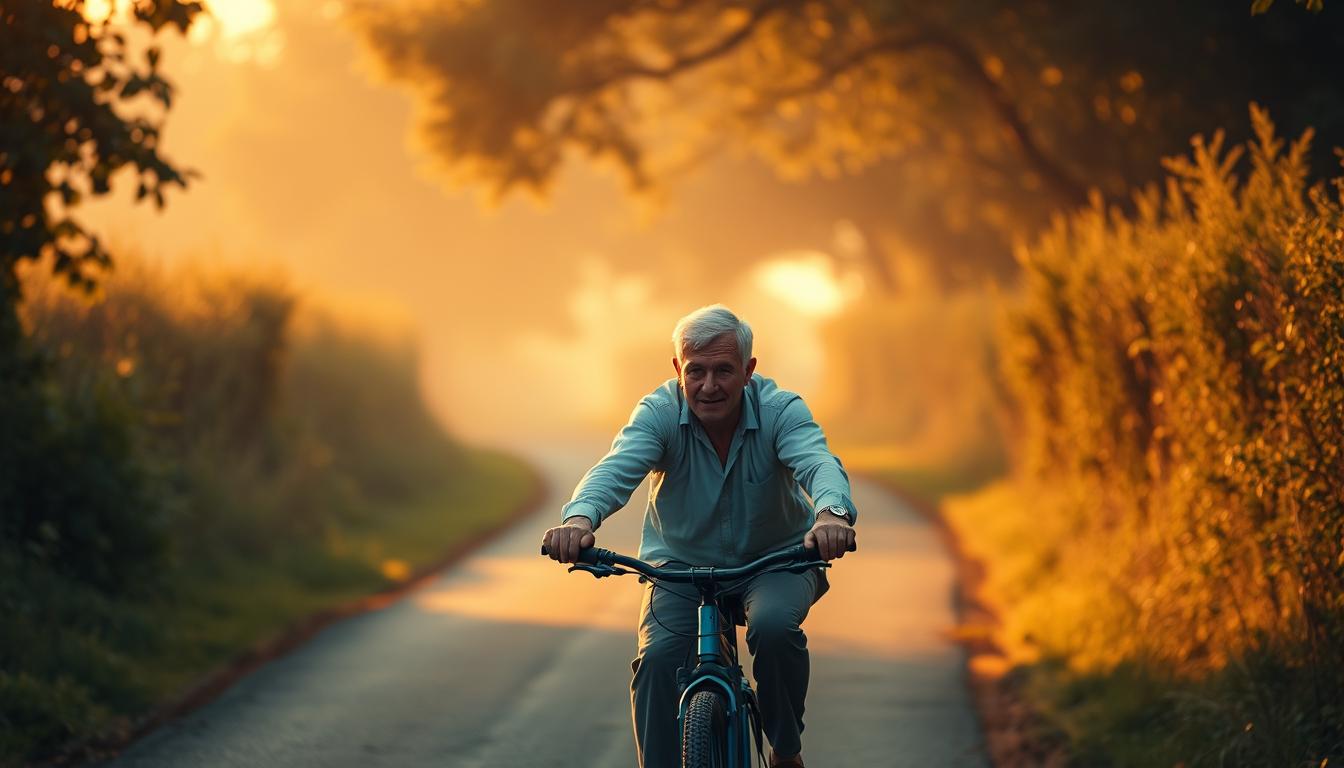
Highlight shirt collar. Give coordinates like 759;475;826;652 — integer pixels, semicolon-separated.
742;379;760;431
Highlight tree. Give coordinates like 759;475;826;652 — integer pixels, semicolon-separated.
0;0;202;376
1;0;201;589
350;0;1344;279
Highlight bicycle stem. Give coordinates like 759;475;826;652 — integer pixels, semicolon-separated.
697;602;721;663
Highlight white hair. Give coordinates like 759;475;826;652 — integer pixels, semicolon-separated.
671;305;753;364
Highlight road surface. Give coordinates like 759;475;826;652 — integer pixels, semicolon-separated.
107;443;986;767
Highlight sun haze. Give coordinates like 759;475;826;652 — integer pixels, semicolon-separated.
73;0;922;445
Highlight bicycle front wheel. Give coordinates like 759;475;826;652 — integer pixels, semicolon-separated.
681;689;729;768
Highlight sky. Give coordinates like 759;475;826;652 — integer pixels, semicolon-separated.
77;0;898;443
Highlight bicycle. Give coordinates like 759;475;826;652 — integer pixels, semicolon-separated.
540;542;843;768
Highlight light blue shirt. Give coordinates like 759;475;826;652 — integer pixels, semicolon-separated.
562;374;857;566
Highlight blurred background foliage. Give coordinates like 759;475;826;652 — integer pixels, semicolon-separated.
1;257;534;763
947;109;1344;765
349;0;1344;280
0;0;201;353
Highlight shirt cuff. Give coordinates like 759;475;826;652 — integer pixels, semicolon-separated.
560;501;602;530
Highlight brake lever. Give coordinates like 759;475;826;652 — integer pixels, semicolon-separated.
567;563;631;579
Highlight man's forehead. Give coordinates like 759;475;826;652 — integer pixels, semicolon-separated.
681;336;741;363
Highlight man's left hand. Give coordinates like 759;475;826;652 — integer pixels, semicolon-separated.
804;516;856;561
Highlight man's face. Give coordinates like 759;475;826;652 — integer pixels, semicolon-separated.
673;334;757;432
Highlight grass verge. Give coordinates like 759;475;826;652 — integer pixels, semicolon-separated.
1;448;539;767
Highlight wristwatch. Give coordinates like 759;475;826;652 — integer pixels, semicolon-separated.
818;505;852;525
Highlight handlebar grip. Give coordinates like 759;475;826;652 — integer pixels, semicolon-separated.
540;544;603;564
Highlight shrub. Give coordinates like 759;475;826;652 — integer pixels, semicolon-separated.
949;106;1344;764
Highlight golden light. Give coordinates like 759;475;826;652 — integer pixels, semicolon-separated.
414;511;958;661
82;0;115;23
80;0;282;63
189;0;283;64
203;0;276;40
753;251;863;318
380;558;411;582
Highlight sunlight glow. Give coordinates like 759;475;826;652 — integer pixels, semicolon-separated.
81;0;282;64
512;258;677;430
205;0;275;39
83;0;115;22
191;0;283;65
416;556;637;632
754;251;863;318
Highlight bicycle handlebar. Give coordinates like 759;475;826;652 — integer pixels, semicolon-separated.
539;542;848;583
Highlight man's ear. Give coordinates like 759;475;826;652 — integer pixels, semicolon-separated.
672;356;682;377
745;357;757;378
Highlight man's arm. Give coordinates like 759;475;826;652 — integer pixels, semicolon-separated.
544;399;667;563
775;396;857;560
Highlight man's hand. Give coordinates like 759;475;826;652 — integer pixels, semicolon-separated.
803;515;856;561
543;516;596;563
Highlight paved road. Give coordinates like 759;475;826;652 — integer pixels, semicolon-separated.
108;443;986;767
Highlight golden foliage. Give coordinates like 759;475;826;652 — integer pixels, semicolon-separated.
948;106;1344;750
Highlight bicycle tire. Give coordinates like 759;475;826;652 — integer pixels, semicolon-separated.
681;689;730;768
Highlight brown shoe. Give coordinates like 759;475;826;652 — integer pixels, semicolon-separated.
769;752;805;768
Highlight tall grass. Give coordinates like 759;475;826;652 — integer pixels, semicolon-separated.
2;256;533;764
947;107;1344;765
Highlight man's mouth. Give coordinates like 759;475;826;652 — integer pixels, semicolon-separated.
699;397;726;406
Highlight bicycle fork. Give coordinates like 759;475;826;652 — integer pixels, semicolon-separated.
675;593;759;765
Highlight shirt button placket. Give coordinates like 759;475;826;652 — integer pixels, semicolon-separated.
718;484;732;561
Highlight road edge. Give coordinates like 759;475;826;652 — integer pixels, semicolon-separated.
856;472;1068;768
48;462;550;768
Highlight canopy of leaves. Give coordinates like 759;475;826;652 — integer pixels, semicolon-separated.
0;0;201;298
351;0;1344;276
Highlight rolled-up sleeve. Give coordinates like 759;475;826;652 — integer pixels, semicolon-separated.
560;400;667;529
775;397;858;523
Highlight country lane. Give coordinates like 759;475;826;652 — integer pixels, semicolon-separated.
105;441;987;767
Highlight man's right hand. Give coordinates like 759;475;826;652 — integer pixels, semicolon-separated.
542;516;596;563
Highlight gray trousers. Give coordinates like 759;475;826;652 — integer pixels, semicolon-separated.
630;567;828;768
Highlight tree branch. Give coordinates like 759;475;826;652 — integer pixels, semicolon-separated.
765;27;1091;207
567;0;800;95
561;5;1090;208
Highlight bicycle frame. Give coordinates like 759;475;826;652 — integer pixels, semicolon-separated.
542;543;833;767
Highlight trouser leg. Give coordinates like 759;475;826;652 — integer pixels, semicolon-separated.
631;576;698;768
742;568;824;758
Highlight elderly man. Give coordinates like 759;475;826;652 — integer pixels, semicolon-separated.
543;304;857;768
